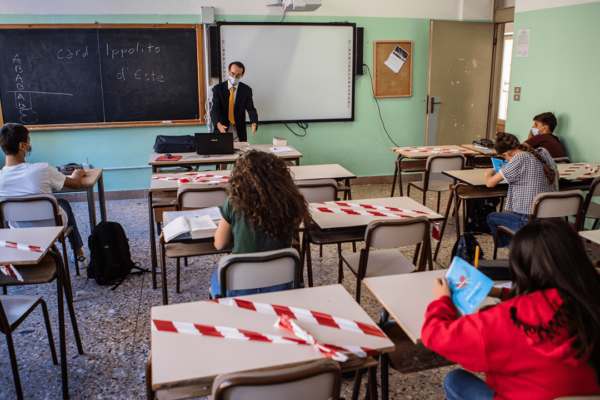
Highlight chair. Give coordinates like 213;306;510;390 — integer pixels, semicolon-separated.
159;184;229;304
390;158;427;197
340;216;433;303
295;179;357;287
407;153;465;213
211;248;301;298
553;156;571;164
212;358;342;400
0;194;80;279
0;295;58;400
581;177;600;231
493;190;584;259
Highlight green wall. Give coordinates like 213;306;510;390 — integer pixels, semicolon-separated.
505;1;600;163
0;14;432;191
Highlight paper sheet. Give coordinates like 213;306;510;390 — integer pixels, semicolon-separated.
516;29;530;57
269;146;293;153
384;45;409;73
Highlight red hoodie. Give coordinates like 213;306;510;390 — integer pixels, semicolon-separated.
421;288;600;400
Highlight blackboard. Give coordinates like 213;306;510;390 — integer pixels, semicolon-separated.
0;24;203;130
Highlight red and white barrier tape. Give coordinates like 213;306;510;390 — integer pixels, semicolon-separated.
178;178;229;185
311;206;415;219
0;264;23;282
151;176;179;181
318;201;436;216
394;147;471;154
207;297;386;338
0;239;42;253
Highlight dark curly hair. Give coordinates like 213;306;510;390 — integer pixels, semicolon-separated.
494;132;556;185
227;150;310;239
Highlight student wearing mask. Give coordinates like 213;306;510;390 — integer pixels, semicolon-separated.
210;61;259;142
422;218;600;400
523;112;566;158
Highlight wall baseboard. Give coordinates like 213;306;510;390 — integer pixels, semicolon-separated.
55;174;422;202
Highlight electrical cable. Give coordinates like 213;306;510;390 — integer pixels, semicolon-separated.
363;64;399;147
284;122;308;137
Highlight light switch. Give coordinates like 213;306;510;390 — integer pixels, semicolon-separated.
514;87;521;93
514;94;520;101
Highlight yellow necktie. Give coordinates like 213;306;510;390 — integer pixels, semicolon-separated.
228;87;236;126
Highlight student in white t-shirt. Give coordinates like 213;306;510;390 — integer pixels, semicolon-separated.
0;123;88;266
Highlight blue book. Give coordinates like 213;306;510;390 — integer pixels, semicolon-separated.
445;257;495;315
491;158;508;173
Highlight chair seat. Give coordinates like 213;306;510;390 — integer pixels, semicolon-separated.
409;180;452;193
0;295;42;330
165;241;232;258
585;201;600;219
342;249;415;278
0;256;57;286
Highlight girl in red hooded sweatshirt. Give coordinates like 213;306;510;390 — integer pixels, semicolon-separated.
422;218;600;400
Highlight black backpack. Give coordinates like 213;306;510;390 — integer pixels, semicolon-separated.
464;197;501;234
153;135;196;153
451;233;484;264
87;221;146;289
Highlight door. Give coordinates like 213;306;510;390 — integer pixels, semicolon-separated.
426;21;495;146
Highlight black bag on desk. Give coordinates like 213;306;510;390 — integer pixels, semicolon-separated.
87;221;148;290
154;135;196;153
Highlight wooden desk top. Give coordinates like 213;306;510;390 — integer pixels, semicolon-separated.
151;285;393;390
461;144;496;155
391;145;476;159
580;230;600;245
309;197;444;230
148;144;303;167
0;226;64;265
54;168;102;193
443;169;504;187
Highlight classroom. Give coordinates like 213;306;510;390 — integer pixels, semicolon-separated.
1;0;600;399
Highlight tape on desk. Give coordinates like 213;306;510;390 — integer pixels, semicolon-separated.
319;201;437;216
151;176;179;181
0;240;43;253
178;178;229;185
207;297;386;338
311;206;415;219
0;264;23;282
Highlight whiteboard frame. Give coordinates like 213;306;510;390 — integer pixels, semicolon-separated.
0;23;205;131
216;22;356;124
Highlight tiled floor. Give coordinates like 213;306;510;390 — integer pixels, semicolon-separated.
1;183;599;399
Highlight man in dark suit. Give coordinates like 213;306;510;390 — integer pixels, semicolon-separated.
211;61;258;142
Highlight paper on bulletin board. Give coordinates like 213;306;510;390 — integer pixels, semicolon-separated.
384;45;410;73
516;29;530;57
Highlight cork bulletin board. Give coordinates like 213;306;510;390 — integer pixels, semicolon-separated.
373;40;413;98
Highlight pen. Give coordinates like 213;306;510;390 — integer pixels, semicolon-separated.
474;246;480;269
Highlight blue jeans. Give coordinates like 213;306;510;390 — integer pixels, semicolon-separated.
486;212;529;248
444;369;494;400
210;268;293;298
57;198;84;251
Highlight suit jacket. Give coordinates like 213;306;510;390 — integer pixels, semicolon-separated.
211;81;258;142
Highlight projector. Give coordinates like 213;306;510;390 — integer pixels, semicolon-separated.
267;0;322;12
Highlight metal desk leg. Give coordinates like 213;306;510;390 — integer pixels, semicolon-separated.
148;192;158;290
86;186;97;230
97;172;107;223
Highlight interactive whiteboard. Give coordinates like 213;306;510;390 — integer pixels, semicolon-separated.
218;22;355;123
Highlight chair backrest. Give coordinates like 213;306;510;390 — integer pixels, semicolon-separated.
531;190;584;227
177;183;228;210
295;179;338;203
0;194;61;227
212;358;341;400
588;177;600;198
365;216;430;249
426;153;465;174
552;157;571;164
217;248;300;297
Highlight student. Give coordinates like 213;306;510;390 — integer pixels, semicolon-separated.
0;123;88;266
523;111;566;158
485;132;558;248
421;219;600;400
212;150;310;297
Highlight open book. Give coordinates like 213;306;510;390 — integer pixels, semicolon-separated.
163;207;221;242
446;256;495;316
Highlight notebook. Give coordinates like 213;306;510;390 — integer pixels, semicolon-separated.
491;158;508;173
446;256;495;315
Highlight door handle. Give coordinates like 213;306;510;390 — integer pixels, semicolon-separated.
430;97;442;114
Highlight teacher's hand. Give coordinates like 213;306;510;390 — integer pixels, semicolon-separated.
433;277;451;300
251;123;257;136
217;122;227;133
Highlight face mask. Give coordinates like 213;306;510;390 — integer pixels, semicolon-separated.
25;144;32;159
531;128;539;136
228;76;240;86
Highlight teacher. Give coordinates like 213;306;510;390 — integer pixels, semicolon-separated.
211;61;258;142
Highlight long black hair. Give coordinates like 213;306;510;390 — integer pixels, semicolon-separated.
508;218;600;383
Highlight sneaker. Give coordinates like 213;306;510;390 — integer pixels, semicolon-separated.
70;253;89;268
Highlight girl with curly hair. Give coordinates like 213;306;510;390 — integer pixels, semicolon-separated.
212;150;310;297
484;132;558;248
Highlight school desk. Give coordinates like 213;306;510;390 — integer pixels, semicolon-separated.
389;145;478;197
54;168;107;230
579;230;600;245
148;144;303;173
149;284;393;400
460;143;497;155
